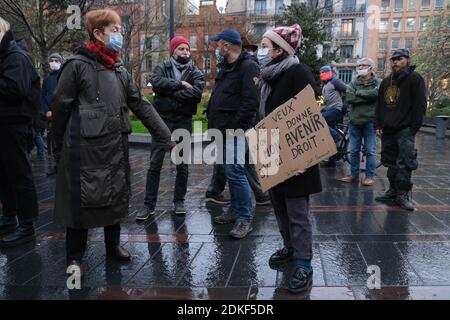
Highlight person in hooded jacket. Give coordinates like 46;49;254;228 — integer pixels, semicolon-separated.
51;9;173;273
0;17;39;247
256;24;322;293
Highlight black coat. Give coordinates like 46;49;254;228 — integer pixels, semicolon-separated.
151;59;204;122
207;51;260;131
52;47;172;229
0;31;40;125
41;71;59;113
375;65;427;135
264;61;322;198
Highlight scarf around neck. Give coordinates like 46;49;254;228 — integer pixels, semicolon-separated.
86;40;119;69
170;56;191;81
258;55;299;119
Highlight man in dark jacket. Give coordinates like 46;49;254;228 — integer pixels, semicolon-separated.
0;18;39;247
207;29;259;239
138;36;205;220
41;52;64;163
375;49;427;211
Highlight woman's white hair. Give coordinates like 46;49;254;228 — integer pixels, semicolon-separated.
0;17;11;43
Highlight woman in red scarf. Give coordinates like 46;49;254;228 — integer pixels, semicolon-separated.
52;10;173;276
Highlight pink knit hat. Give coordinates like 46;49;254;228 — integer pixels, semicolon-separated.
263;24;302;55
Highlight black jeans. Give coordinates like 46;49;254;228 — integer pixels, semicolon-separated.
66;224;120;262
381;128;418;191
0;124;39;222
144;118;192;208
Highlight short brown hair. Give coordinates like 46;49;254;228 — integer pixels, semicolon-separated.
85;9;121;40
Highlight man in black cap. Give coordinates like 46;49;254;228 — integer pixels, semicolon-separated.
206;28;260;239
375;48;427;211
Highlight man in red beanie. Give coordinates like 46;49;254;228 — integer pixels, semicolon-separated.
138;36;205;220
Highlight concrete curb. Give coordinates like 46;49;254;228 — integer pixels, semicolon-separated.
419;126;450;138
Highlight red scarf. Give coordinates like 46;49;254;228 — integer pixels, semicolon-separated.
86;40;119;69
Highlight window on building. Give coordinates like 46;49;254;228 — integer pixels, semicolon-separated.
343;0;356;12
204;33;209;45
162;0;166;17
378;38;387;51
339;70;353;84
406;17;415;31
341;19;354;36
407;0;416;9
324;0;333;13
255;0;267;15
405;38;414;49
379;18;389;32
435;0;444;8
151;35;160;51
421;0;430;9
394;0;403;10
377;59;386;71
420;16;429;31
204;55;211;74
254;24;267;39
392;18;402;32
381;0;390;10
146;56;153;73
324;19;333;39
340;45;353;58
275;0;284;14
190;33;197;49
391;38;400;50
323;44;331;56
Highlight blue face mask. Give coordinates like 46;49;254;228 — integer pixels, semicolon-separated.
215;48;225;64
108;32;123;52
257;48;271;67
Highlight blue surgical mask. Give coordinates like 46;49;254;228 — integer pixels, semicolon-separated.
108;32;123;52
257;48;271;67
215;48;225;64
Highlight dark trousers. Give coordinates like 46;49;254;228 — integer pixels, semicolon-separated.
381;128;418;191
144;118;191;207
270;191;312;261
0;124;39;222
66;224;120;262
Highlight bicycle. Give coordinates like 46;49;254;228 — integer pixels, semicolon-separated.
334;122;382;171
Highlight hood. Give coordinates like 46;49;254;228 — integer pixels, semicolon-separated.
0;30;14;55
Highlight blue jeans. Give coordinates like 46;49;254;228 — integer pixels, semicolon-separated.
223;136;253;222
35;130;46;158
349;122;377;178
322;108;343;141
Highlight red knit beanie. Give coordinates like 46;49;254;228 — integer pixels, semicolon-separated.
169;36;190;56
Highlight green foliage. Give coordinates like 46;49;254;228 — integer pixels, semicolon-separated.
275;3;338;88
428;98;450;117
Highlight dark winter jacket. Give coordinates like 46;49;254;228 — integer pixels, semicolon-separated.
321;75;347;112
0;31;40;125
52;47;172;229
346;75;381;125
207;51;260;132
375;65;427;135
264;60;322;198
41;71;59;113
151;59;204;122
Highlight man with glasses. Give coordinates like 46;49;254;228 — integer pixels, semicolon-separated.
340;58;381;186
375;49;426;211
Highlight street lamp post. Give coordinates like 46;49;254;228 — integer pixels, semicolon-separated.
169;0;174;40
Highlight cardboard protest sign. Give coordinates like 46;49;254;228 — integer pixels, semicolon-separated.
246;84;337;192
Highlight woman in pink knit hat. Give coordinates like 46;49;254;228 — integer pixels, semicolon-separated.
256;24;322;294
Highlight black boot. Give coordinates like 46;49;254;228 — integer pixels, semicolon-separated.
396;191;415;211
0;221;35;248
375;181;398;202
0;215;18;236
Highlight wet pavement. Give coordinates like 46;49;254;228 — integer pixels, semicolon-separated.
0;133;449;300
